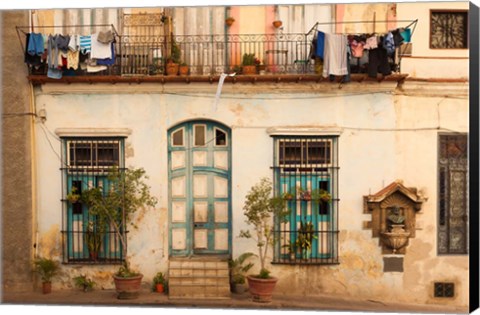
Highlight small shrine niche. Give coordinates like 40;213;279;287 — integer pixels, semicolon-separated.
363;180;426;255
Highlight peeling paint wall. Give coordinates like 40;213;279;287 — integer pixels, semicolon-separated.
33;78;468;306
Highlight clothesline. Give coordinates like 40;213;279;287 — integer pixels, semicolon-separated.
307;19;418;37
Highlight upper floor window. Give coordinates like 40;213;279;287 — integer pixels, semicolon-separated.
430;10;468;49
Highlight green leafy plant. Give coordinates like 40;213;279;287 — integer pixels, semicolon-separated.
311;188;332;203
81;167;158;277
296;221;317;259
66;187;81;203
84;220;104;260
239;178;290;279
73;275;96;292
168;41;181;64
151;272;167;291
33;257;60;283
241;53;256;66
229;252;256;284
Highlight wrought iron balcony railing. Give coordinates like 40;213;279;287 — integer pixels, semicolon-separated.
25;32;404;78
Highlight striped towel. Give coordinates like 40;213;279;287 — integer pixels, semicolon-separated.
79;35;91;54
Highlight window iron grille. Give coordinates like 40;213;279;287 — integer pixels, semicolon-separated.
61;138;126;264
430;10;468;49
272;136;339;265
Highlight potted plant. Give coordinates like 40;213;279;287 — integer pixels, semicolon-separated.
152;272;167;293
228;252;256;294
239;177;289;302
179;62;189;75
282;192;294;201
81;167;158;299
66;187;81;203
84;220;103;261
296;221;317;260
225;16;235;27
166;41;181;76
311;188;332;204
241;53;257;75
73;275;96;292
272;20;283;28
33;257;60;294
298;187;312;201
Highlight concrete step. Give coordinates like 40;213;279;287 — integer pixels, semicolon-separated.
168;257;232;300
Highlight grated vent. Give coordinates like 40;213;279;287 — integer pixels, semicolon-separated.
434;282;455;298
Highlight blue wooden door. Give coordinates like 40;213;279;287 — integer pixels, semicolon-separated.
168;121;231;256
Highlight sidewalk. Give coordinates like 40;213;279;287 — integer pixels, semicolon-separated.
1;288;469;314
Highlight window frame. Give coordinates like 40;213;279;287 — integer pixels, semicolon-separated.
272;135;339;265
429;9;469;50
61;136;126;265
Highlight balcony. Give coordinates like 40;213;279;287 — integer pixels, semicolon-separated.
24;30;409;85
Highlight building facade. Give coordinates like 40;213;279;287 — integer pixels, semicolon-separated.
2;1;471;310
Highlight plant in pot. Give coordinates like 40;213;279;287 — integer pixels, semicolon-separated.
33;257;60;294
81;167;158;299
225;16;235;27
241;53;257;75
73;275;96;292
85;220;104;261
228;252;256;294
166;40;181;76
179;62;189;75
239;177;289;302
151;272;167;293
311;188;332;204
296;221;317;260
66;187;81;204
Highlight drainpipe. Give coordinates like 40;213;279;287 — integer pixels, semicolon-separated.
29;81;39;260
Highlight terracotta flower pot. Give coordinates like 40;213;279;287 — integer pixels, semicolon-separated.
156;283;164;293
225;17;235;27
42;282;52;294
179;65;189;75
273;20;283;28
166;63;179;76
247;275;278;303
242;65;257;75
113;274;143;299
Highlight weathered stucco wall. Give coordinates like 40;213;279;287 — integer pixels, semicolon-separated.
1;10;34;292
32;79;468;306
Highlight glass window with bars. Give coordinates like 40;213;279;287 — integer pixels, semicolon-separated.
62;138;125;264
272;136;339;265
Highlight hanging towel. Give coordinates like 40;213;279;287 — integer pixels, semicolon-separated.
24;33;42;66
322;33;348;78
400;28;411;43
90;33;112;59
79;35;92;54
97;30;114;44
96;43;115;66
68;34;79;51
27;33;44;56
316;31;325;59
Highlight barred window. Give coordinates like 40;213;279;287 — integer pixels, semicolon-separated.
62;138;125;264
438;134;468;255
430;10;468;49
272;136;339;265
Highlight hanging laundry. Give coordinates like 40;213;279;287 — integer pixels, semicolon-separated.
367;47;391;78
68;34;80;52
322;33;348;78
391;29;404;47
56;34;70;52
80;35;92;54
97;30;114;44
400;28;411;43
364;35;378;50
350;39;365;58
316;31;325;60
27;33;44;56
96;43;115;66
67;50;79;70
383;32;395;55
24;33;42;66
90;33;112;59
